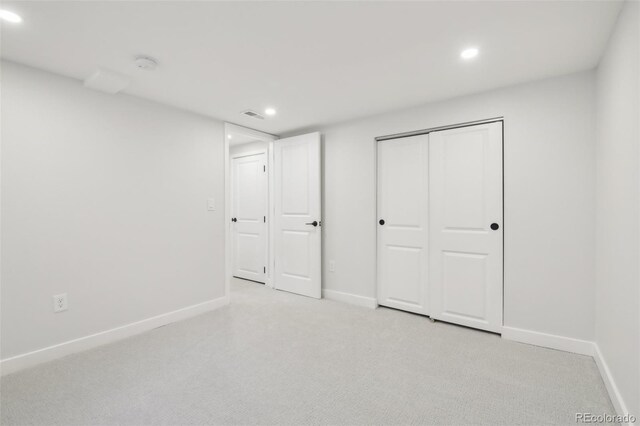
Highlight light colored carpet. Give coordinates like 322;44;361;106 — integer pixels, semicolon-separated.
1;279;614;425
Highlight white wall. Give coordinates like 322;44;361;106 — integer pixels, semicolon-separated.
311;70;597;341
595;1;639;417
1;61;226;360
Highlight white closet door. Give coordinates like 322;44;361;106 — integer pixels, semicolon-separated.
232;152;267;283
377;135;430;315
274;133;321;298
429;122;503;333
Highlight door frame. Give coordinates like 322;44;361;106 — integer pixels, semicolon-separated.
225;123;277;299
374;117;505;329
230;149;269;284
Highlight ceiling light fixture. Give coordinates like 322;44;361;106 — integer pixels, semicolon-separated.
460;48;479;60
0;9;22;23
264;107;277;116
227;134;233;139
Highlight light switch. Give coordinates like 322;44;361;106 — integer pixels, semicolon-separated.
207;198;215;211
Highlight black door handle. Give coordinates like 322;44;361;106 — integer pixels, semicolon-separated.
231;217;237;222
490;223;499;230
305;221;318;227
379;219;385;225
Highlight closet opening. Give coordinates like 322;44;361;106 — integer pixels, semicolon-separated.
376;119;504;333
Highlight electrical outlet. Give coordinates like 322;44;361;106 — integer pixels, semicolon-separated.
329;260;335;272
53;293;68;313
207;198;215;211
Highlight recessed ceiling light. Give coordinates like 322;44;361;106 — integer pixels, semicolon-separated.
460;48;479;60
227;134;233;139
0;9;22;23
264;107;277;116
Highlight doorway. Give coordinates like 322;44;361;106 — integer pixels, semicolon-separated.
225;124;276;292
224;124;322;299
231;150;268;283
376;120;504;333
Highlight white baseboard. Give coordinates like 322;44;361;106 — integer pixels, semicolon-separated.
0;295;230;376
501;326;594;356
2;298;631;423
502;326;634;421
322;289;377;309
592;343;631;422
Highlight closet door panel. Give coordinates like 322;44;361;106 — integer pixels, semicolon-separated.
377;135;429;315
429;122;503;333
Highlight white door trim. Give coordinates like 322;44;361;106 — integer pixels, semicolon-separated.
224;123;277;298
375;117;504;142
231;149;268;160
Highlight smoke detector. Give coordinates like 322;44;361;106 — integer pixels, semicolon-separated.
134;55;158;70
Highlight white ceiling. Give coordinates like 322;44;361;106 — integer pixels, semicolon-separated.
1;1;622;135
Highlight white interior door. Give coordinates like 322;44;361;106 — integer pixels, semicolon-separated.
273;133;321;298
377;135;430;315
429;122;503;333
232;152;267;283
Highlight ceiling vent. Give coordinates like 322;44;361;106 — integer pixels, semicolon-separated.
241;110;265;120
